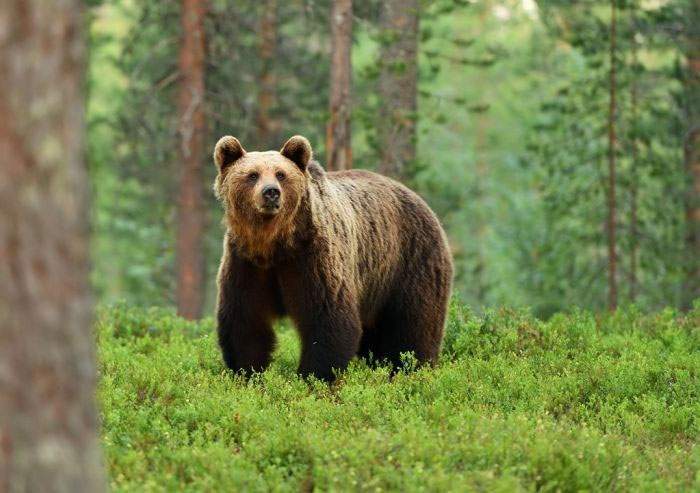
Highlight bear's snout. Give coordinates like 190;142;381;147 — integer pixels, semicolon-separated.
261;184;281;212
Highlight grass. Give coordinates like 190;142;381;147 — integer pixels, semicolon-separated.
97;300;700;492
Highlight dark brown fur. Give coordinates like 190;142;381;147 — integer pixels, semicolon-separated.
214;135;453;381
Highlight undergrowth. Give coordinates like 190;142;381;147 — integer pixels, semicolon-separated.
97;300;700;492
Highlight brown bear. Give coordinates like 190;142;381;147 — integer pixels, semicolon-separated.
213;135;453;381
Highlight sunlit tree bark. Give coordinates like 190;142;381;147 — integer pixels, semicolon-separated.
326;0;353;171
378;0;419;180
176;0;207;319
257;0;279;149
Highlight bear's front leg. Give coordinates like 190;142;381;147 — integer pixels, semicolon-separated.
296;307;362;382
217;308;276;374
216;250;278;375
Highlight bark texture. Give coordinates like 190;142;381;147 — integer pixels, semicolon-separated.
683;0;700;309
0;0;104;491
257;0;279;149
378;0;419;180
176;0;207;320
326;0;353;171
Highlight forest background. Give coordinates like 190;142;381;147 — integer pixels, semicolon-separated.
87;0;699;318
3;1;699;489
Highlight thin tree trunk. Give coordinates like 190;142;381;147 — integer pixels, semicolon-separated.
683;0;700;310
0;1;104;490
472;3;491;306
607;0;619;311
474;112;489;305
176;0;207;320
629;8;639;304
378;0;420;180
326;0;353;171
257;0;278;149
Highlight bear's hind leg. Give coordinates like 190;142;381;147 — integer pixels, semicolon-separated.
372;290;448;370
293;297;362;381
357;326;378;363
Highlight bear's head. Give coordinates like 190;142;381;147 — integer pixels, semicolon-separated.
213;135;313;261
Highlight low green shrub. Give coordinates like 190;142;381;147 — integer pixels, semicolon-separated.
97;301;700;492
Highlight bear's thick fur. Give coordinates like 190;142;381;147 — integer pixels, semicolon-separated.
213;135;453;381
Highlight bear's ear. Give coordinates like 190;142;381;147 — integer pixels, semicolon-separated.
280;135;312;171
214;136;246;172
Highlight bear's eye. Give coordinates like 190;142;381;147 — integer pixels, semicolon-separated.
247;172;259;182
275;171;286;181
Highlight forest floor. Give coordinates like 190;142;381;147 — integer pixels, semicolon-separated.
98;301;699;491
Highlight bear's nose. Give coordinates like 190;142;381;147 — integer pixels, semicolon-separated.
262;185;281;203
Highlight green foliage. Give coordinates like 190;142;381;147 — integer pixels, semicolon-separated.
89;0;331;310
98;301;700;491
523;0;687;313
87;0;697;314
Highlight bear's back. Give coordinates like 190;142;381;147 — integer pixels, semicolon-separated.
311;166;451;323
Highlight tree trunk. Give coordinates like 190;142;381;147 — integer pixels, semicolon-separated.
472;3;491;306
326;0;353;171
0;1;104;490
607;0;619;311
378;0;420;180
257;0;278;149
629;8;639;304
474;112;489;305
683;0;700;310
176;0;207;320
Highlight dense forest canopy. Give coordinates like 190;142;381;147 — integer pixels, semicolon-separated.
87;0;699;318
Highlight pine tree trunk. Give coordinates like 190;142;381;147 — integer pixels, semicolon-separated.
683;0;700;310
378;0;419;180
176;0;207;320
326;0;353;171
474;114;489;306
629;9;640;304
257;0;278;149
0;1;104;490
607;0;619;311
473;3;491;306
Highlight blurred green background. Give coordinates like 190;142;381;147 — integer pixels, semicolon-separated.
86;0;699;317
